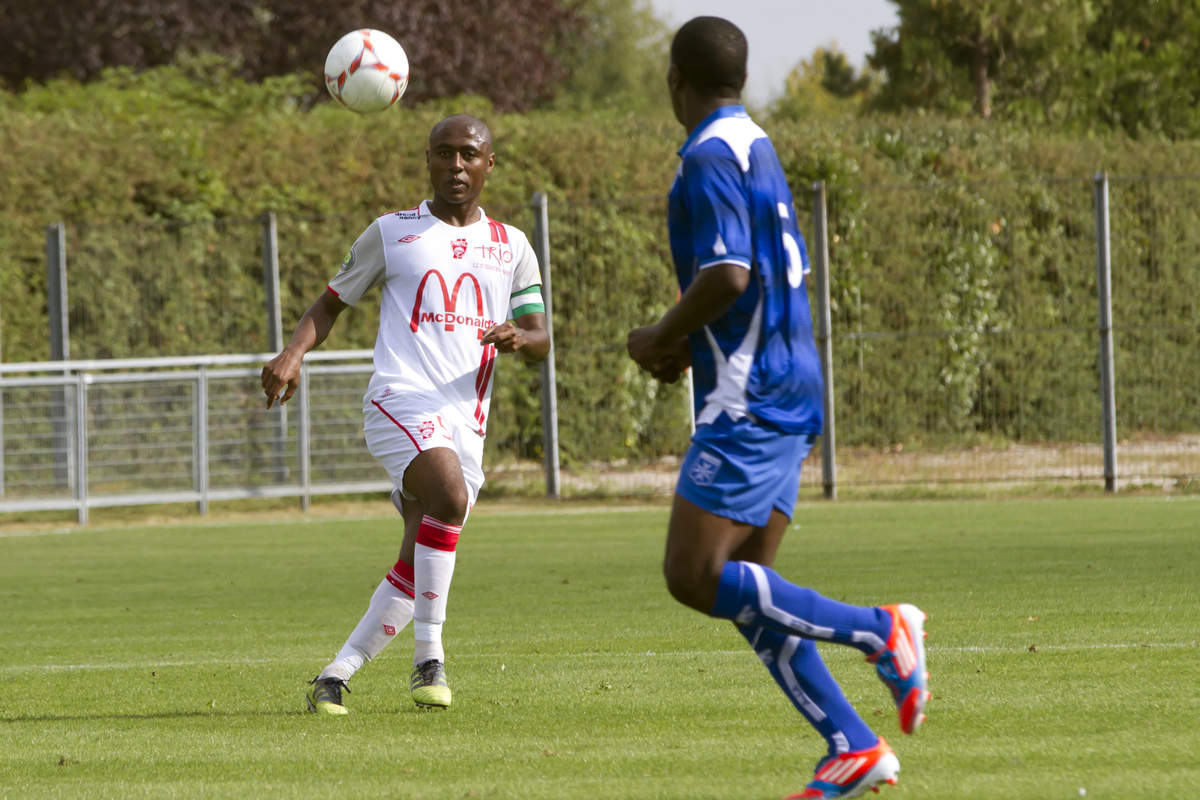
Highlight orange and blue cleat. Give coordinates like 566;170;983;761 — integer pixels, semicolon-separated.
868;603;929;734
785;737;900;799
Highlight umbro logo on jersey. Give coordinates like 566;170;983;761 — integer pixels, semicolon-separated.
422;591;439;600
397;234;421;243
451;239;468;259
383;624;396;636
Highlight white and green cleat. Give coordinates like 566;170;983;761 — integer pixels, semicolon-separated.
410;660;451;709
305;676;350;716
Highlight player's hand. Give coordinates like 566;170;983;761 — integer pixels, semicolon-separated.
480;321;527;354
649;353;690;383
647;337;691;383
627;325;689;382
261;349;302;409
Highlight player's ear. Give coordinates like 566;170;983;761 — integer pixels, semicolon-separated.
425;147;430;168
667;62;682;93
485;151;495;174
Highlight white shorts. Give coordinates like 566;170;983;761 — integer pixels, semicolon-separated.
363;393;485;508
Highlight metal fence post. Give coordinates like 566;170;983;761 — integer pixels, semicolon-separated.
531;192;561;499
75;373;89;525
46;223;76;492
812;182;837;500
0;381;5;500
263;211;290;482
47;223;70;362
195;366;209;515
685;370;696;435
0;303;4;498
1094;172;1118;492
263;211;283;353
299;367;311;511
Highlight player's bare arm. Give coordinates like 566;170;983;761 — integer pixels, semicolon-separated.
481;313;550;362
627;262;747;379
261;289;349;409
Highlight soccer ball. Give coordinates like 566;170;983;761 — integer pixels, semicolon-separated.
324;29;410;113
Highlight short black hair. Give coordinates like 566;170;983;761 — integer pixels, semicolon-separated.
670;16;747;97
429;113;493;148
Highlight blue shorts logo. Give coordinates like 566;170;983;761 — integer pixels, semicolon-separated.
688;451;723;487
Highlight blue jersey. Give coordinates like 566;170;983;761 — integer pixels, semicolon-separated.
668;105;823;434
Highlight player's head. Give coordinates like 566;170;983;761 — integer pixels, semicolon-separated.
668;16;747;104
426;114;495;210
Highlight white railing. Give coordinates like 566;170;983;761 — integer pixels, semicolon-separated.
0;351;391;523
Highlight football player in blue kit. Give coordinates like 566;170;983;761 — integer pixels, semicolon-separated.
626;16;930;800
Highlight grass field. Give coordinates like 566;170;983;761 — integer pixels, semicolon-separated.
2;496;1198;799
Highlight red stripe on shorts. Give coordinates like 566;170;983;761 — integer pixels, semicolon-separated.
371;399;422;451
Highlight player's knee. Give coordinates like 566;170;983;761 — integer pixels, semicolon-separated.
662;555;720;613
424;484;469;526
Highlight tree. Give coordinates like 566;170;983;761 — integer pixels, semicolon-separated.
868;0;1200;136
771;45;876;120
868;0;1093;121
550;0;670;115
1083;0;1200;137
0;0;585;111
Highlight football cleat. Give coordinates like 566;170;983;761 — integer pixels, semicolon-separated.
410;659;452;709
868;604;929;734
305;676;350;716
785;738;900;799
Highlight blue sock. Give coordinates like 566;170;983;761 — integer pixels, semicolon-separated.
739;624;879;755
712;561;891;657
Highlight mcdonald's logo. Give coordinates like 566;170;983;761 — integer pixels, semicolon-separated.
409;269;497;338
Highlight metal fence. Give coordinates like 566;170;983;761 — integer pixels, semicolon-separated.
818;174;1199;491
3;176;1198;521
0;352;388;523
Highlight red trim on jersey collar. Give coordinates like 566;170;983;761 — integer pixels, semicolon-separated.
486;218;508;244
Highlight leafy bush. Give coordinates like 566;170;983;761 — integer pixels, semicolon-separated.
1;72;1197;462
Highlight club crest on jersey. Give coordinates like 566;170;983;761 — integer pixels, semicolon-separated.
451;238;468;259
409;269;499;339
687;451;722;487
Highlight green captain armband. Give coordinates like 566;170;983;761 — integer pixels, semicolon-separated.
509;285;545;318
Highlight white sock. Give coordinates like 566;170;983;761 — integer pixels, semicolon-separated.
320;564;415;682
412;515;461;666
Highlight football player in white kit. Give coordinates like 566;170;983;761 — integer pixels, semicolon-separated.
261;114;550;714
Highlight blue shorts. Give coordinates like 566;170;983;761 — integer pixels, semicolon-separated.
676;413;816;527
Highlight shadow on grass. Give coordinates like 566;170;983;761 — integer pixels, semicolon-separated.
1;707;432;723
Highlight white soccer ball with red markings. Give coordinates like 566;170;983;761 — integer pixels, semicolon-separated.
324;29;409;113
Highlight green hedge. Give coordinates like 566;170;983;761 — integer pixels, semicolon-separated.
2;68;1198;460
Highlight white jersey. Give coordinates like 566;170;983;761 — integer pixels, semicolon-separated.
327;200;543;435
